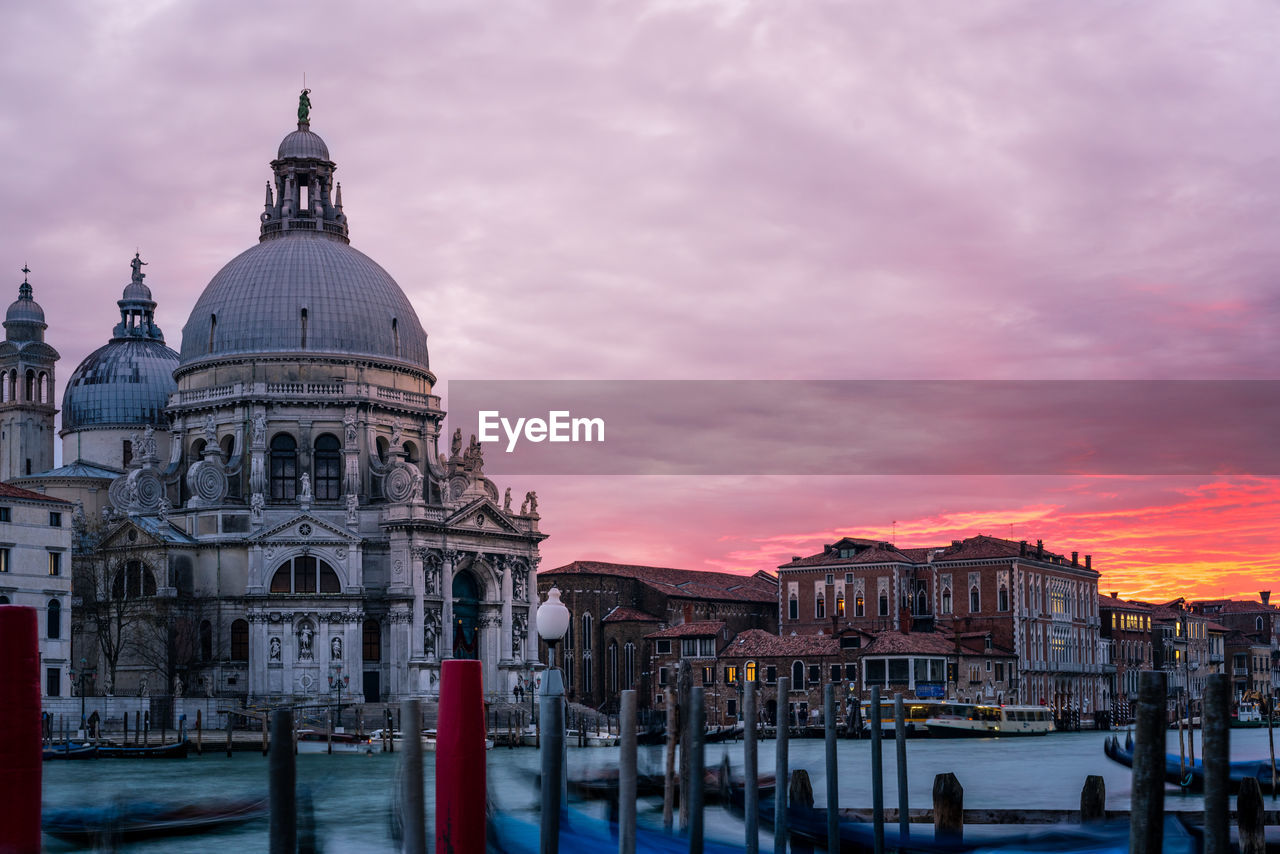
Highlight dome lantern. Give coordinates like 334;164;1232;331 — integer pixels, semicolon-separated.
260;89;348;243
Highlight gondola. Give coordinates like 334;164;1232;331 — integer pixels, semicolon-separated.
635;728;667;746
563;764;776;804
93;739;191;759
42;743;97;760
703;723;744;743
43;796;268;845
731;786;1201;853
1103;733;1277;793
489;806;746;853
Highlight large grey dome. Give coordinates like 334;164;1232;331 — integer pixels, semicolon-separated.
62;338;179;431
178;233;429;369
278;127;330;161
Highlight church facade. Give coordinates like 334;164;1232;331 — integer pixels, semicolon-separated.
14;93;544;705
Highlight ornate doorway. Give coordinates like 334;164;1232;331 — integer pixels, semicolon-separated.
452;570;481;659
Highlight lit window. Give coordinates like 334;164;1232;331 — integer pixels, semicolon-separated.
48;552;61;576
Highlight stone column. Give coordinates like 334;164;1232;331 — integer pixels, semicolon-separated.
410;548;426;659
249;616;265;699
500;559;514;662
441;550;457;660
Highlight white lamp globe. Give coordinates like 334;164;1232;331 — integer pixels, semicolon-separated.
537;586;571;642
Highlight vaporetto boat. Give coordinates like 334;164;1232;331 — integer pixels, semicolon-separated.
924;703;1056;737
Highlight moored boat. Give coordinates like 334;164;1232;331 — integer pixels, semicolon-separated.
94;739;190;759
43;743;97;760
43;796;268;844
1103;733;1278;793
294;728;374;754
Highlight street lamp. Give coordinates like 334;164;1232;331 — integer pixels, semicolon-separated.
328;664;349;728
68;657;91;737
537;586;570;854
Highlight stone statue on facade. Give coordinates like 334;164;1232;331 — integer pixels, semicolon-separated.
345;493;358;526
511;613;526;658
525;491;539;515
204;414;217;448
299;473;312;503
203;675;215;698
139;425;157;460
298;623;314;660
519;494;528;515
331;636;342;661
173;675;184;698
298;88;311;123
344;412;358;447
103;672;114;697
390;420;403;449
503;487;512;513
157;496;170;524
252;412;266;446
138;676;149;697
250;492;265;524
269;636;281;661
424;609;440;659
451;428;463;458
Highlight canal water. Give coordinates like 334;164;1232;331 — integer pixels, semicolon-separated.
41;728;1280;851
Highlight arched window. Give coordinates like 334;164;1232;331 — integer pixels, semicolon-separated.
745;660;757;682
363;619;381;661
313;434;341;500
38;372;48;403
836;593;845;617
970;585;981;613
230;619;249;661
917;589;929;614
878;593;889;616
200;620;213;661
269;434;298;500
623;641;636;688
815;593;825;619
855;595;865;617
112;561;157;599
269;555;341;594
788;593;798;620
791;660;805;688
998;584;1009;612
0;595;9;604
24;369;35;402
1258;616;1265;632
47;599;61;639
941;589;952;614
582;613;592;649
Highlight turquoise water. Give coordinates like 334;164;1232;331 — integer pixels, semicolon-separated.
39;729;1280;851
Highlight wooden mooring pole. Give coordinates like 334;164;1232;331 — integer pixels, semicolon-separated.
744;679;759;854
269;709;296;854
663;687;676;831
870;685;884;854
933;772;963;844
689;686;705;854
774;676;790;854
894;692;909;844
1080;775;1105;824
195;709;202;755
1237;777;1265;854
1203;673;1230;854
1130;670;1167;854
618;690;637;854
825;685;839;854
400;699;426;854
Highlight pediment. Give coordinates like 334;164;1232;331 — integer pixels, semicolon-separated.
248;513;361;545
445;497;523;534
99;516;195;550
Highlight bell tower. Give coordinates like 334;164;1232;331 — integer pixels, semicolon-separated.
0;266;59;480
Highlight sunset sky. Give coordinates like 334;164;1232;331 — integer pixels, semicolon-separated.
3;2;1278;601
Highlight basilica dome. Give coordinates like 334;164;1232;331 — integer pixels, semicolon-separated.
62;254;178;432
178;110;428;373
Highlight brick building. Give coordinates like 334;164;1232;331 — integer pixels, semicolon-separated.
1190;595;1278;703
777;534;1105;717
537;561;777;709
1099;593;1153;719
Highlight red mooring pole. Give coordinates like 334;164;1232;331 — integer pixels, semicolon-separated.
0;607;41;854
436;659;485;853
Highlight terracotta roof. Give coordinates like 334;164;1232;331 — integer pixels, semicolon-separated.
954;635;1016;656
1098;594;1154;611
1203;621;1231;633
722;629;840;658
0;482;73;505
544;561;778;603
645;621;725;639
861;631;956;656
1192;599;1278;615
780;543;914;569
602;606;660;623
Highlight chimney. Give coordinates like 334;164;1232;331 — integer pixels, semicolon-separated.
683;603;693;624
1085;555;1092;570
1071;551;1079;567
1036;539;1044;559
1262;591;1272;606
951;540;962;548
1111;591;1118;599
1019;540;1028;557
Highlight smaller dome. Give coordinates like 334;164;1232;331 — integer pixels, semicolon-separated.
122;279;152;301
4;280;46;342
62;338;179;432
278;125;330;161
